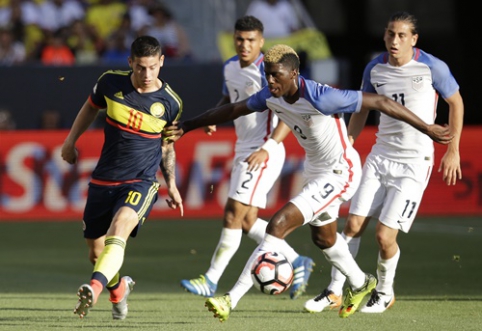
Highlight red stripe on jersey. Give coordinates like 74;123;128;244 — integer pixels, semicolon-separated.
88;95;105;109
249;159;268;205
299;77;306;98
313;114;355;215
255;55;264;66
90;178;142;186
413;48;421;61
106;117;163;139
264;109;273;142
383;52;389;63
425;164;433;182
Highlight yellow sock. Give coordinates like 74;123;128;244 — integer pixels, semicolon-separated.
93;236;126;284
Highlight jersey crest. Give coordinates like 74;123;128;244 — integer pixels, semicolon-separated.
150;102;165;118
411;76;424;91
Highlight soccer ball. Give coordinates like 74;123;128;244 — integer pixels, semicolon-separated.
251;252;294;295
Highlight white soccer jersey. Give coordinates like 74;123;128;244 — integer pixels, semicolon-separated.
222;54;279;154
247;77;363;179
362;48;459;163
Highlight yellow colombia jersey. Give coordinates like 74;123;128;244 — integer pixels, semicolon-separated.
88;70;183;182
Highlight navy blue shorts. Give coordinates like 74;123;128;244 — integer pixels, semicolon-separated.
82;180;160;239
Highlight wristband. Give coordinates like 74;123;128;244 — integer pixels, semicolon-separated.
260;138;278;155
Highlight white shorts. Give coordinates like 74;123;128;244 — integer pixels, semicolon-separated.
349;154;432;233
228;143;285;208
290;160;362;227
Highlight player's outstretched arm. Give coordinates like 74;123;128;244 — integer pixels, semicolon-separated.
203;95;231;136
361;92;453;144
163;100;253;142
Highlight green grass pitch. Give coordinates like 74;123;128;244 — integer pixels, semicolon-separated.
0;217;481;330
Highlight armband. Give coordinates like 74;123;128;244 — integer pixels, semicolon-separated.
260;138;278;155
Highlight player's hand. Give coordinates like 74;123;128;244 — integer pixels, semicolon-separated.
163;121;184;143
203;125;216;136
426;124;453;144
61;143;78;164
244;149;268;172
438;150;462;186
166;186;184;216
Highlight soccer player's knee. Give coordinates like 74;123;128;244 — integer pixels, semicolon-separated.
223;212;243;228
265;216;290;238
344;215;367;236
311;232;335;249
375;232;395;251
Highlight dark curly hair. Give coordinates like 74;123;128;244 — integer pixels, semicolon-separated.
130;36;162;58
234;15;264;33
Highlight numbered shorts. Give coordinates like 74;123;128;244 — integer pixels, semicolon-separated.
349;154;432;233
290;165;362;227
228;144;285;208
82;180;160;239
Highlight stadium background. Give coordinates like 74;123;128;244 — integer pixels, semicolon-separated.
0;0;481;220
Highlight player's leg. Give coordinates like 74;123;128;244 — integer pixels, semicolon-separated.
75;212;136;319
104;181;158;319
180;154;254;296
181;197;251;297
265;204;315;301
182;151;281;297
332;154;385;293
305;155;385;312
206;202;305;322
74;181;158;319
288;168;373;318
360;222;398;313
74;236;105;318
361;160;431;313
242;147;314;299
310;224;375;318
245;208;315;300
74;183;112;318
305;214;371;313
328;222;365;291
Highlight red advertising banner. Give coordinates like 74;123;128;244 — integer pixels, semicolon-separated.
0;127;481;221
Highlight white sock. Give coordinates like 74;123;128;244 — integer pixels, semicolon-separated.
322;232;365;290
376;247;400;295
205;228;242;284
247;218;268;244
247;218;299;262
327;232;361;295
229;234;283;309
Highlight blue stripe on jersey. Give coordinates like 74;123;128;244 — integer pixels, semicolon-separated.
362;48;459;99
247;76;361;115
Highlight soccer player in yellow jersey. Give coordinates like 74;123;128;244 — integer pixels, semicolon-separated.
61;36;183;319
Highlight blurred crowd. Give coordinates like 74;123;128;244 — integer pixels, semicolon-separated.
0;0;193;66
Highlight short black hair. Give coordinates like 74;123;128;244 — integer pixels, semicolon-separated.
234;15;264;33
130;36;162;59
388;11;419;35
